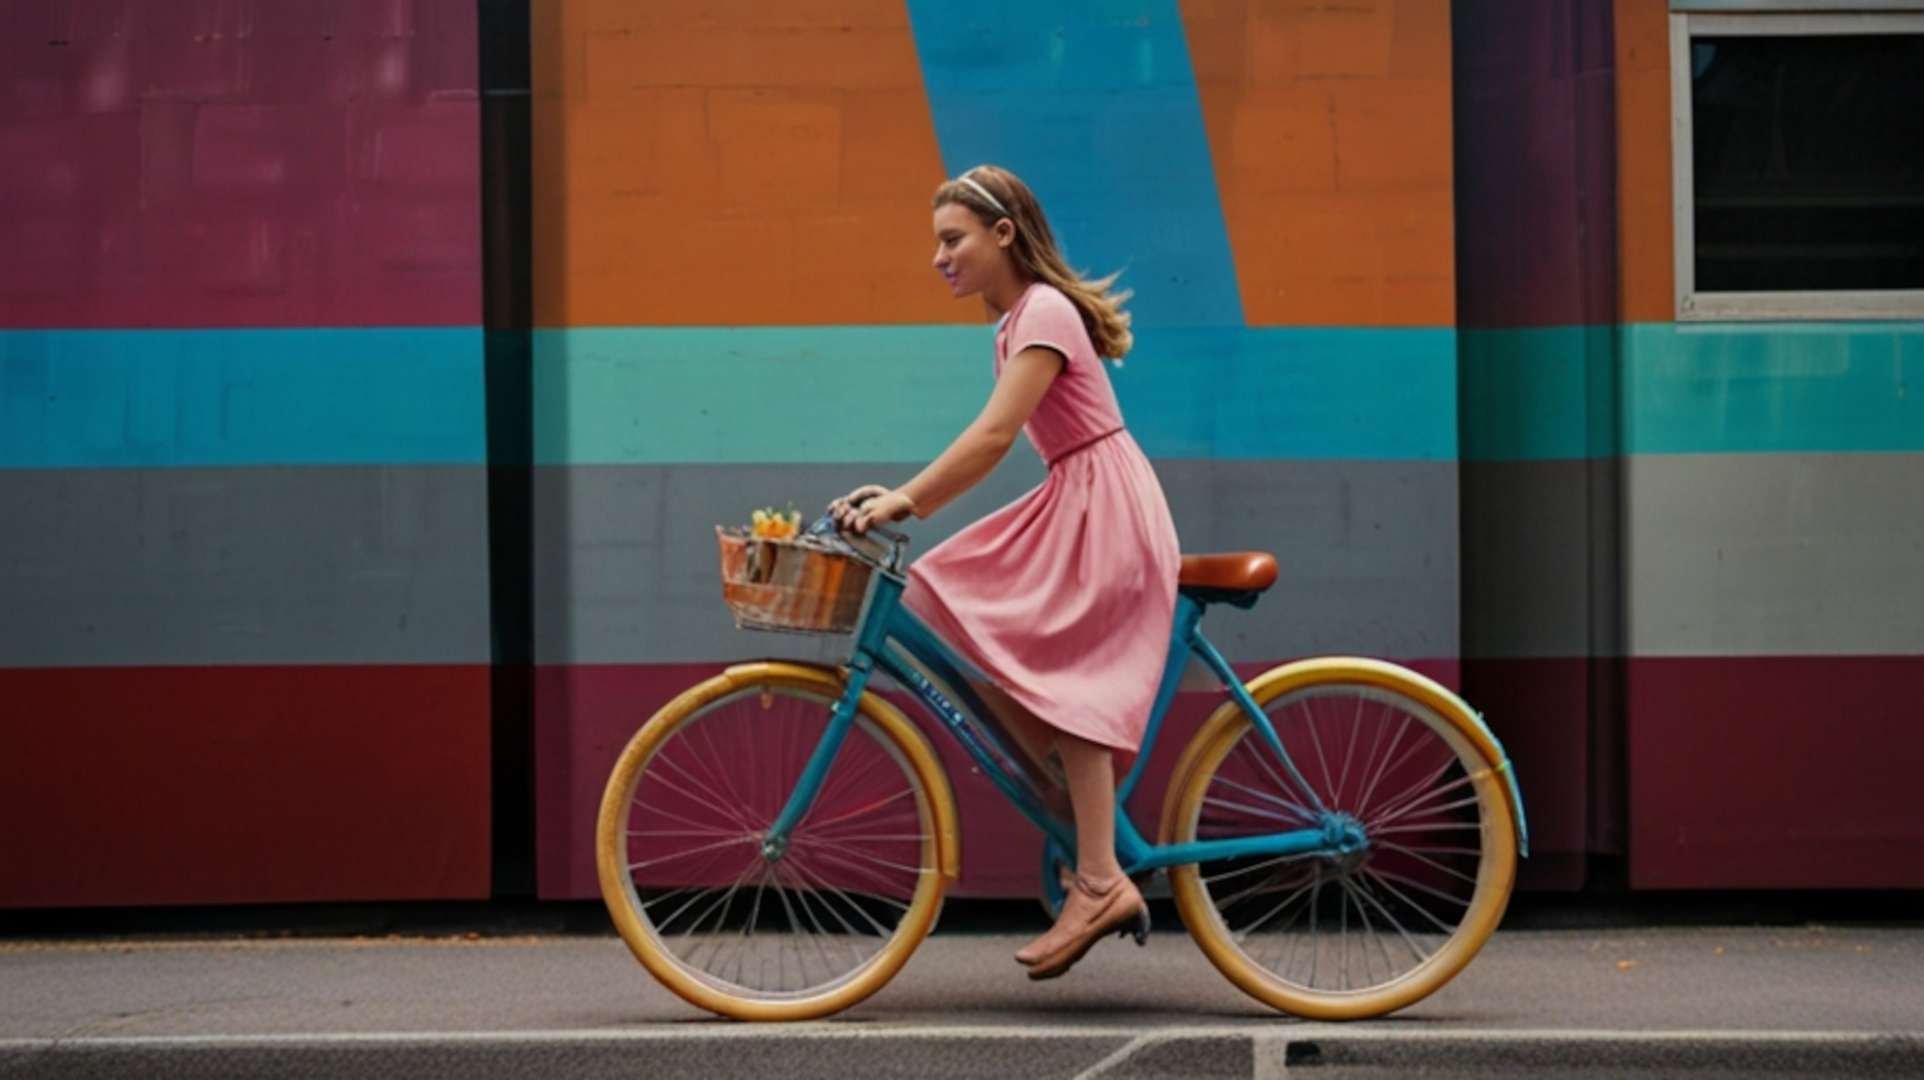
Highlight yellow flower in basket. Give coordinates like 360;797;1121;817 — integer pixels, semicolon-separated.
749;506;803;541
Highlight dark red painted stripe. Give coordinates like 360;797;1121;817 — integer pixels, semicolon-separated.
535;659;1462;902
1630;655;1924;889
0;666;491;908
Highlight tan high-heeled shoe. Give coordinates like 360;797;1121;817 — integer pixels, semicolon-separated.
1018;873;1150;980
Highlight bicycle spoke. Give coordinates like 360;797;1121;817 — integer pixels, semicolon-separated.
772;857;871;974
1375;841;1480;886
1298;705;1340;811
1208;858;1314;916
1362;756;1460;829
1203;776;1320;828
1334;698;1365;810
649;855;760;938
1231;873;1316;940
781;854;899;943
627;834;755;874
1242;730;1325;817
1354;714;1417;819
642;753;763;834
1362;868;1470;934
1341;874;1430;970
806;786;919;832
801;831;928;876
1368;819;1484;838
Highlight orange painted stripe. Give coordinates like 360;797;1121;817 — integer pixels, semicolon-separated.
1615;0;1674;324
1182;0;1455;328
531;0;960;328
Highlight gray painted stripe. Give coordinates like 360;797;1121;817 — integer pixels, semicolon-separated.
531;459;1458;664
1628;452;1924;657
1462;459;1623;659
0;467;490;667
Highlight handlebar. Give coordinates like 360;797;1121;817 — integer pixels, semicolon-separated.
803;513;910;574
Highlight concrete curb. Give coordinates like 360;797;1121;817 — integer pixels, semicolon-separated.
3;1027;1920;1079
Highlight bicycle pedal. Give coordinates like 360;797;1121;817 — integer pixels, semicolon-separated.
1127;906;1150;947
1130;867;1170;900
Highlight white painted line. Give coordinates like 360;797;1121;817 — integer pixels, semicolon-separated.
0;1026;1917;1051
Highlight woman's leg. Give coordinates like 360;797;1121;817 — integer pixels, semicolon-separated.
1014;731;1146;977
1056;732;1123;881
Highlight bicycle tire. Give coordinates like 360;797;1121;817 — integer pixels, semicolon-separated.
1162;657;1518;1020
596;661;958;1021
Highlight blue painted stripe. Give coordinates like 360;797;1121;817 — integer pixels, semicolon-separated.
533;325;1457;464
1626;321;1924;455
1460;325;1620;462
906;0;1244;328
2;328;484;469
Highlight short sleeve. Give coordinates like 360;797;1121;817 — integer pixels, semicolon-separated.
1005;286;1092;364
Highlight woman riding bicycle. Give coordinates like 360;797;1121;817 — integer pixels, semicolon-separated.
831;165;1181;980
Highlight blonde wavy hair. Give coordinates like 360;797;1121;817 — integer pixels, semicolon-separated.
933;165;1134;361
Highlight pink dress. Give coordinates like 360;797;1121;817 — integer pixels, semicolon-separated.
903;282;1181;752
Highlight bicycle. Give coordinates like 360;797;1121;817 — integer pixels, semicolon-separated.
596;520;1527;1021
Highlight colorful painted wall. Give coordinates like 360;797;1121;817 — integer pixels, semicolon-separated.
0;1;492;907
1455;0;1924;890
12;0;1907;910
529;0;1464;898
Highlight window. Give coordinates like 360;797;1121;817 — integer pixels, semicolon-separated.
1671;5;1924;320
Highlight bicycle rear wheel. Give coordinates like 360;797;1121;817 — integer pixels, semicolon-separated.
596;662;957;1021
1163;658;1518;1020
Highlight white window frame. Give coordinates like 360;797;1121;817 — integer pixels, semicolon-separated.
1670;3;1924;321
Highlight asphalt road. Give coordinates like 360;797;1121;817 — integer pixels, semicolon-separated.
3;923;1922;1077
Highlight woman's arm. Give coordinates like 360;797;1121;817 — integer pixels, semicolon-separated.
839;346;1061;531
901;346;1060;516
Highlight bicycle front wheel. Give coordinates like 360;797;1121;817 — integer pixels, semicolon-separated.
1163;658;1518;1020
596;662;957;1021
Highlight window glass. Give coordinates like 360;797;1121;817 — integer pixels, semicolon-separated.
1691;34;1924;292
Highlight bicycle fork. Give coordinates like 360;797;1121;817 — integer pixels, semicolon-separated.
760;660;877;861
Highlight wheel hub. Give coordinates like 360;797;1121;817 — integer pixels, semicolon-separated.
1319;812;1371;874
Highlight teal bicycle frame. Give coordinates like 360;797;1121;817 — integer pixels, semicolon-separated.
759;530;1411;875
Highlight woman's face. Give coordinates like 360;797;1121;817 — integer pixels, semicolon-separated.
932;201;1012;300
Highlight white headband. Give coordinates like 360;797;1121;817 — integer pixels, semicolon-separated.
955;173;1009;219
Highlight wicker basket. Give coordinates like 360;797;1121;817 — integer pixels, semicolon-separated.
717;526;873;634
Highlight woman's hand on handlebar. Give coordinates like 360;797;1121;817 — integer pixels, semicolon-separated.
830;485;915;535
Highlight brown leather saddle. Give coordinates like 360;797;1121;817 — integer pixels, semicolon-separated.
1177;552;1278;609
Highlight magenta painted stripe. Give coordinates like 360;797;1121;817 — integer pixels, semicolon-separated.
0;1;479;330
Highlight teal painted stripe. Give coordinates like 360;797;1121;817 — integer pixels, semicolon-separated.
1125;327;1457;461
534;325;1457;465
534;326;992;466
2;328;484;468
1626;321;1924;455
1460;325;1619;462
